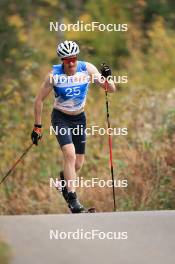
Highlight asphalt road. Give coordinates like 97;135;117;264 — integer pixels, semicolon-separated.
0;210;174;264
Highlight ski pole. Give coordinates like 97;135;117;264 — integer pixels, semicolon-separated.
0;142;34;186
104;80;116;212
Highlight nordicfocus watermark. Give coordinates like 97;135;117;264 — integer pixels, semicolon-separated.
50;21;128;32
50;177;128;189
50;125;128;137
49;73;128;85
50;229;128;240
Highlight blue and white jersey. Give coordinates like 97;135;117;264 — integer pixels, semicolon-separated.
52;61;90;112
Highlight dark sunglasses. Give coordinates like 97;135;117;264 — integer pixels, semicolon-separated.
62;57;77;64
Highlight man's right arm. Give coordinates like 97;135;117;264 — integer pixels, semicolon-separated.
34;73;53;125
31;73;52;145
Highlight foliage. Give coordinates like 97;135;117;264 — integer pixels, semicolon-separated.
0;239;11;264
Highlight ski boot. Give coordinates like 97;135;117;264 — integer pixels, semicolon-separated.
59;171;69;202
67;191;85;213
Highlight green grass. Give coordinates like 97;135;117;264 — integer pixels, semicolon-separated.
0;240;11;264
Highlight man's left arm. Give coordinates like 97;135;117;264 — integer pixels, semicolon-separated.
86;62;116;92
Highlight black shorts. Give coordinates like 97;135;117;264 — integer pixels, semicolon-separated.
51;108;86;154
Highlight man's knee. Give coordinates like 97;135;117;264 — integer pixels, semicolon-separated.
62;145;76;163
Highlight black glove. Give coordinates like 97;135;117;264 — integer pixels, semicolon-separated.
31;124;42;145
100;63;112;78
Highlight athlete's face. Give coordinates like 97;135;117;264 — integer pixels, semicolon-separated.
62;56;78;75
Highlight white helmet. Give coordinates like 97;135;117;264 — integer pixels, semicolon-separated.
57;40;80;58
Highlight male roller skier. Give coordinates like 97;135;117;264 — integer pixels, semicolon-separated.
31;40;116;213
